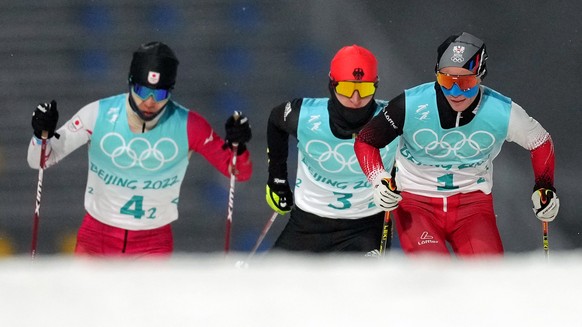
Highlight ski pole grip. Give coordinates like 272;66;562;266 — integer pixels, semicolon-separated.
232;111;241;146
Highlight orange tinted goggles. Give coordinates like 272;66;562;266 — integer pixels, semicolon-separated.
334;81;376;98
436;72;479;91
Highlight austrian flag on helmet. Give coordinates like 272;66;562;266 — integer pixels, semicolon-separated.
436;32;488;79
330;44;378;82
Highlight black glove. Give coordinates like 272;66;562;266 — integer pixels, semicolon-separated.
266;175;294;215
224;111;252;155
31;100;60;139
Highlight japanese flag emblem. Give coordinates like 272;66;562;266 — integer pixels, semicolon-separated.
148;71;160;85
68;115;83;132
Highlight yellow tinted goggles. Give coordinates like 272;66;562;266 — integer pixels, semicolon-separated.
334;81;376;98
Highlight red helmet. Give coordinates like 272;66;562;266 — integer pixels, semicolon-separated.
329;45;378;82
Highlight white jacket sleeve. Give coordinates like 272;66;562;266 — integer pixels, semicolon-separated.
506;102;550;151
27;101;98;169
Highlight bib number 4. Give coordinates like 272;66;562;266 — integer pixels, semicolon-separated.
120;195;156;219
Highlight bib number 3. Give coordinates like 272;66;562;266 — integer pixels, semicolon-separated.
328;192;353;210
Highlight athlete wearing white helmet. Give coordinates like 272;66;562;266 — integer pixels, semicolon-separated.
355;32;559;257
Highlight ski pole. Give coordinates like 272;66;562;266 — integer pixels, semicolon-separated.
247;212;278;259
224;112;240;254
31;131;48;259
542;221;549;261
234;211;279;268
378;211;392;257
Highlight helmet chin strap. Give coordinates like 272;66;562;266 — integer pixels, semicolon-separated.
128;90;166;122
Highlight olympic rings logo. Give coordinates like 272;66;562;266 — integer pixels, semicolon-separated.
304;140;391;174
451;46;465;63
412;129;496;159
450;55;465;63
100;132;179;171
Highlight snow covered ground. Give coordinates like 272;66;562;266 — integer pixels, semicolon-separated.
1;252;581;326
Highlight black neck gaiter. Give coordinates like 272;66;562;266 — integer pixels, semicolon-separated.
327;82;377;139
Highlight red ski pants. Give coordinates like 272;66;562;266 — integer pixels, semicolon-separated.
393;191;503;257
74;213;173;258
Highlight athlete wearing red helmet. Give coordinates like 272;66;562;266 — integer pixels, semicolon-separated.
265;45;398;255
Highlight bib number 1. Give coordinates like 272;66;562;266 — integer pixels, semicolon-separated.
437;173;459;191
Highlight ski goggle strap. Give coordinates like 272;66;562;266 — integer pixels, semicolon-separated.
334;81;377;98
132;83;171;102
436;72;479;91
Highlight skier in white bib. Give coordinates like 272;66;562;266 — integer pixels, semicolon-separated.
28;41;253;257
355;32;559;257
265;45;398;254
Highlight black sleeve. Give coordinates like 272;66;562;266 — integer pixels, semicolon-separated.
267;98;302;178
357;92;406;148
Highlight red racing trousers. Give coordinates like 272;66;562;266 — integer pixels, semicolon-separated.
75;213;173;258
393;191;503;257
